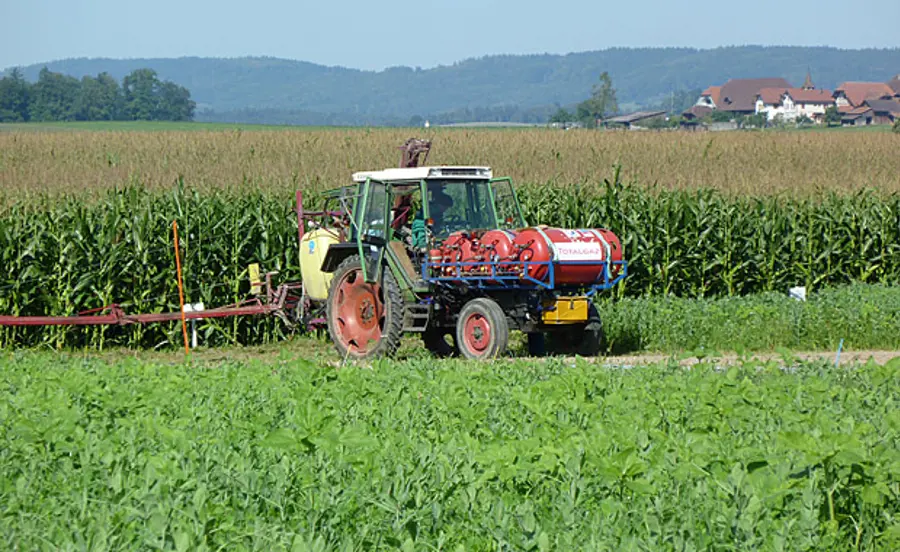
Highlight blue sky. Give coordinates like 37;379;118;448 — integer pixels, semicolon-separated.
2;0;898;71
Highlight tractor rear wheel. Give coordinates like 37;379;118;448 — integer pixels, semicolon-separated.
456;298;509;360
326;255;403;360
422;327;458;357
546;304;604;357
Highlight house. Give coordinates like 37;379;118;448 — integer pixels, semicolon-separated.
864;99;900;125
682;86;720;120
755;85;834;123
841;107;874;126
684;78;792;119
708;78;793;115
833;82;894;109
695;86;722;109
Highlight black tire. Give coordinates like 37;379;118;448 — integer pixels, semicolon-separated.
546;304;604;357
325;255;404;360
422;327;458;357
456;298;509;360
527;332;546;357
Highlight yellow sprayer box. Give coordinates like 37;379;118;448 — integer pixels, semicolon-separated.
542;297;589;324
299;228;339;301
248;263;262;295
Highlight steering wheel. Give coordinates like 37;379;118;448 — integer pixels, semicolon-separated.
438;214;466;233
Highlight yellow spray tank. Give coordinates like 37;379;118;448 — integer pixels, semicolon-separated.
299;228;339;301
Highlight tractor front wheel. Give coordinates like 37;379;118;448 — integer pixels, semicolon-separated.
326;255;403;360
456;298;509;360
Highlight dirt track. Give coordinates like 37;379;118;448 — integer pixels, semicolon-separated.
599;350;899;367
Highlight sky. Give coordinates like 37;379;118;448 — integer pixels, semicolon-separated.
2;0;899;71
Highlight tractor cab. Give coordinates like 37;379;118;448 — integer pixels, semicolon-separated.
350;166;525;237
339;167;527;282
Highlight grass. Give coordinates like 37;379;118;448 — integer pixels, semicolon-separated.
599;283;900;354
1;351;897;550
1;126;899;196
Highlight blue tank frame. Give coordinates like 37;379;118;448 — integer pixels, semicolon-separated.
422;258;627;294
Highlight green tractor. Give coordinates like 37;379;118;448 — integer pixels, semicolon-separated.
297;139;626;360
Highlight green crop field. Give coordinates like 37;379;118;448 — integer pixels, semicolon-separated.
1;125;899;549
1;352;898;550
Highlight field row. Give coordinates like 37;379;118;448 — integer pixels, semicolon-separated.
1;182;898;347
2;128;900;196
2;353;897;550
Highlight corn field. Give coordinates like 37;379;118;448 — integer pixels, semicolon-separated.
2;128;900;197
2;170;898;347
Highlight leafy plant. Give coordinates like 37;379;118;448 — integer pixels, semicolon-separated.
0;353;897;549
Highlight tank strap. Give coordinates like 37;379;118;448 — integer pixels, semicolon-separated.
587;229;612;282
533;227;558;261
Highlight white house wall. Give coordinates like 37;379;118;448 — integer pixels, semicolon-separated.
756;95;830;122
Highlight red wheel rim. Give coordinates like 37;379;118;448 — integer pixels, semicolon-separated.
462;312;491;354
333;268;384;354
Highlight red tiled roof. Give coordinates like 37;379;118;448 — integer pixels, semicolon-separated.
718;78;792;112
834;82;894;107
865;99;900;115
756;87;835;106
701;86;722;105
846;106;873;115
789;88;834;104
757;88;785;105
682;105;713;119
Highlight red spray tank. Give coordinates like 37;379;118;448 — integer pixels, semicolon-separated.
438;231;478;275
479;230;517;267
512;227;623;284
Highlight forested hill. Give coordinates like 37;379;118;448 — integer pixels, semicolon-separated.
7;47;900;125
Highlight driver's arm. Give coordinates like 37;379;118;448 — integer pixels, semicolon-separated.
411;212;427;250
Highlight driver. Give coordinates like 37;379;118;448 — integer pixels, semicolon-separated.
411;185;454;249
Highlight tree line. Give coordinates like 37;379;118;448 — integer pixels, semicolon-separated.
0;68;195;123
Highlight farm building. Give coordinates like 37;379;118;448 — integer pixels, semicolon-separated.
684;78;793;124
833;82;894;109
841;106;874;126
689;78;792;116
865;99;900;125
601;111;667;129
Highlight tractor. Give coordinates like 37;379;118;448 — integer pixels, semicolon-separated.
297;139;627;360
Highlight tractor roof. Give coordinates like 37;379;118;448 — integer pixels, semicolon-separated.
351;166;492;183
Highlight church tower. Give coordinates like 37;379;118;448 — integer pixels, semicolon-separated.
802;70;815;90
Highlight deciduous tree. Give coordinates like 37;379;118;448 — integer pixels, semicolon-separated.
74;73;122;121
825;106;841;127
29;68;80;122
123;69;161;121
0;68;30;122
576;72;618;128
